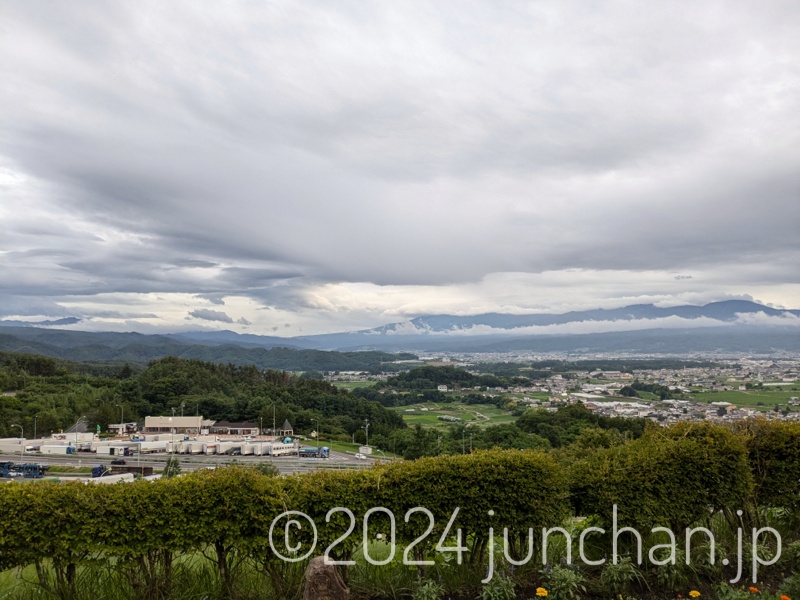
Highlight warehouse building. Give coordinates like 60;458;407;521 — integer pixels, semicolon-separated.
143;416;204;434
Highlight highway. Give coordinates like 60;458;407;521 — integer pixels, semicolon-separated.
0;449;389;476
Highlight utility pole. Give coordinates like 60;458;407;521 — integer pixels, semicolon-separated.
75;416;85;450
273;404;276;437
33;416;37;441
363;419;369;448
11;424;23;461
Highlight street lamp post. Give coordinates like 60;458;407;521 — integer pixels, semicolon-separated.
75;416;85;451
33;416;37;441
10;424;23;461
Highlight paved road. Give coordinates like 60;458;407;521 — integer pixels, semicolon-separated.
0;449;391;476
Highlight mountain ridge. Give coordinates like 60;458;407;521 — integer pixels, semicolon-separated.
1;300;798;357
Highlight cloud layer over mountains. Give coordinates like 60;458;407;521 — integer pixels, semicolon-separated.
2;2;799;334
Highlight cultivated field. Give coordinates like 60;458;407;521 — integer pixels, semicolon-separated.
391;402;517;429
690;386;800;408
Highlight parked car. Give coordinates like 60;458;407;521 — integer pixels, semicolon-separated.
354;453;367;460
111;458;127;465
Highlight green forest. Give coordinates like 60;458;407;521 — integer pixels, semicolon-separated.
0;352;404;441
0;352;652;460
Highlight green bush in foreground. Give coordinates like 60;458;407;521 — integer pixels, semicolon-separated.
1;420;798;598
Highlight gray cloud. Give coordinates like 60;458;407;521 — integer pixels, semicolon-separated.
188;309;234;324
1;0;798;331
84;310;159;319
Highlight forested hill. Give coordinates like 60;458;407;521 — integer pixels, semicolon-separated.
0;353;405;440
0;328;416;372
380;365;528;390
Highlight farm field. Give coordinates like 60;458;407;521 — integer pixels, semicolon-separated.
391;402;517;430
690;387;800;408
503;391;550;402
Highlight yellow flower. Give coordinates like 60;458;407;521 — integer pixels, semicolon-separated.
689;592;701;598
536;588;548;597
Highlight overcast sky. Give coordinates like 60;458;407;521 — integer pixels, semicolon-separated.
2;1;799;336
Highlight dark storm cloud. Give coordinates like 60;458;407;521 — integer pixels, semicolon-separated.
1;0;799;326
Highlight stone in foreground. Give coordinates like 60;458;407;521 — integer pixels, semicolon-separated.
303;556;349;600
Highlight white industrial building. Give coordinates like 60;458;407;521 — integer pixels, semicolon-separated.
143;416;203;434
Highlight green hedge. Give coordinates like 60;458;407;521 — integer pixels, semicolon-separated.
569;422;753;531
2;420;799;597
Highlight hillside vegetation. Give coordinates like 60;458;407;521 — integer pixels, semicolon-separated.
2;422;800;598
0;352;404;440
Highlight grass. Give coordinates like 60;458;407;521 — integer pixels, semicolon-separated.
690;388;800;409
320;439;362;454
392;402;516;430
43;465;93;474
311;439;401;459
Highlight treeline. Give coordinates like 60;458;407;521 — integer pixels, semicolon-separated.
528;358;722;373
469;358;723;379
377;365;530;391
516;403;646;448
0;331;418;371
352;387;513;411
0;353;405;441
349;403;644;459
386;423;551;459
2;421;800;598
619;380;673;399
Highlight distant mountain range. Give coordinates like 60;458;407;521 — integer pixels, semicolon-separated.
366;300;800;332
1;300;798;360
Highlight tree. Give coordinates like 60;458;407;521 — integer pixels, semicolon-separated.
253;462;279;477
163;456;181;479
